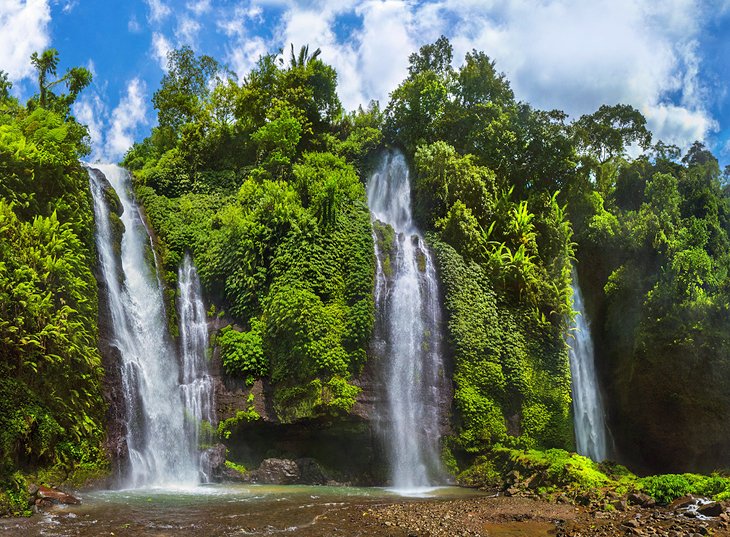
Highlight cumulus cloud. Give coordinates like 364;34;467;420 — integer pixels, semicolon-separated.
145;0;171;22
152;32;172;70
643;103;718;149
105;78;148;160
186;0;211;16
72;91;107;161
217;3;268;79
0;0;52;82
176;15;201;46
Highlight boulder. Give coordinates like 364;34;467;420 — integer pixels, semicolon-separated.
296;458;328;485
669;495;698;510
252;458;300;484
201;443;227;479
37;486;80;505
697;502;724;517
628;492;656;507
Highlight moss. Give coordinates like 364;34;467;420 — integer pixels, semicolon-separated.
457;447;730;509
217;395;262;440
373;219;395;254
431;237;573;456
0;473;31;517
224;460;247;474
457;456;501;488
638;473;730;504
415;248;427;272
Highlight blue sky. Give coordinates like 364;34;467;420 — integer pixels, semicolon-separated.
2;0;730;167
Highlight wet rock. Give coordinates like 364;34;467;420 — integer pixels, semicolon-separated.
669;495;697;510
697;502;723;517
37;486;80;505
628;492;656;508
296;457;328;485
251;458;300;484
202;443;227;479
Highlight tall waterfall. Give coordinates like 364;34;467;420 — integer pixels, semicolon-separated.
89;164;211;486
368;151;446;489
177;253;216;481
569;268;609;462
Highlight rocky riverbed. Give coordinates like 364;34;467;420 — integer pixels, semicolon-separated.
363;495;730;537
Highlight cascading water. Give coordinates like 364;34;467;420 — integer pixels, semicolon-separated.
177;253;216;481
89;164;211;486
368;151;447;490
568;268;609;462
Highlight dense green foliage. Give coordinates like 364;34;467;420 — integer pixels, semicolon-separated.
126;46;379;422
0;53;106;514
571;132;730;471
463;446;730;508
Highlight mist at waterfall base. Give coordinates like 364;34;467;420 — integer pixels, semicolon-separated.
568;270;609;462
368;151;448;492
89;164;214;488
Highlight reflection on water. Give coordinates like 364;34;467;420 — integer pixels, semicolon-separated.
0;485;481;536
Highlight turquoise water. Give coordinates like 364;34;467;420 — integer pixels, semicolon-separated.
0;484;481;536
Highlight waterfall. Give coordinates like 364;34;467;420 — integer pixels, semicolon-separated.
368;151;446;490
89;164;211;486
569;268;609;462
177;253;216;481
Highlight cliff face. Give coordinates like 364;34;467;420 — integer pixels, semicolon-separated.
577;260;730;475
209;312;386;485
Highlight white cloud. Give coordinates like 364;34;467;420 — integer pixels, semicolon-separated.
128;15;142;33
151;32;172;71
354;1;416;109
0;0;52;82
256;0;718;150
175;15;201;46
145;0;171;22
105;78;148;160
217;3;269;79
440;0;715;148
643;103;718;150
226;37;269;79
62;0;78;13
186;0;211;16
72;91;107;161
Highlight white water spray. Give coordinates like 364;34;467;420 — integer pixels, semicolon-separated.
569;268;609;462
178;253;216;481
89;164;213;486
368;151;447;490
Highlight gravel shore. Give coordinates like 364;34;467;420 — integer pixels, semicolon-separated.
359;495;730;537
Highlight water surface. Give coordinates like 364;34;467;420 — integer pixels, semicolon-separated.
0;485;481;536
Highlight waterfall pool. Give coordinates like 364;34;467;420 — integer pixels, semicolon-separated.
0;484;482;536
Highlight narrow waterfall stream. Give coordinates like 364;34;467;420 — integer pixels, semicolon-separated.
368;151;446;490
569;268;609;462
89;164;213;486
177;253;216;481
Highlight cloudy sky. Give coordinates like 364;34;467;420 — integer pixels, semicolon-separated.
2;0;729;165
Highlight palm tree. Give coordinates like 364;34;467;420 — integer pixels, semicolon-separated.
289;44;321;68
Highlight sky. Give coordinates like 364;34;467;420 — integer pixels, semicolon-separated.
1;0;730;166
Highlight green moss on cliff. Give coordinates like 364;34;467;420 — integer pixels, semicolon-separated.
432;239;573;456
